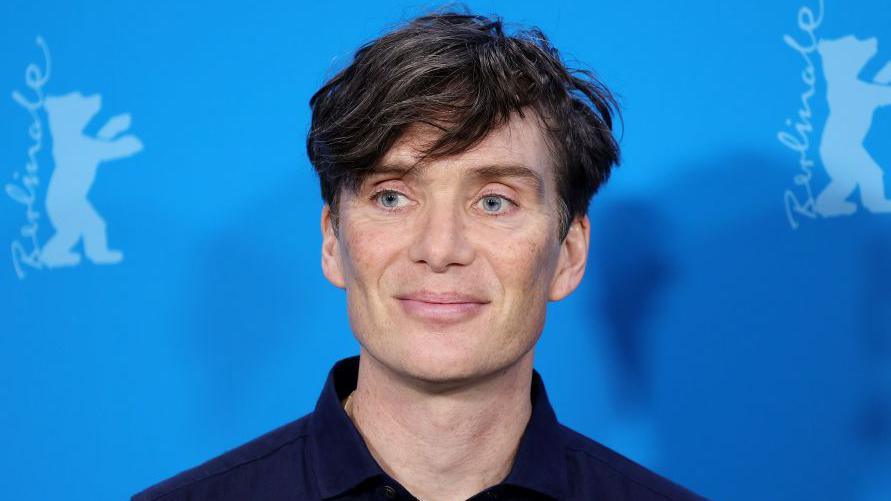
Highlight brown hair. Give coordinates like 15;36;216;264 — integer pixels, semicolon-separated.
307;10;620;241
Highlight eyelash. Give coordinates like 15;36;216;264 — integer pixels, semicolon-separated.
368;189;517;217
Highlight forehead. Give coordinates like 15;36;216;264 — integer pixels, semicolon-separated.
376;111;555;186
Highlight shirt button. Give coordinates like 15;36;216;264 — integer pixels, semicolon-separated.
382;485;397;499
485;491;498;499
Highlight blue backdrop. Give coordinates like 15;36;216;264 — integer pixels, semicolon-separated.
2;1;890;500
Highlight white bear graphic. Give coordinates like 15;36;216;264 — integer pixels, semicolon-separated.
816;35;891;216
41;91;142;267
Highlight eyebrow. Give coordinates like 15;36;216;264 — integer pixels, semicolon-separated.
369;163;545;200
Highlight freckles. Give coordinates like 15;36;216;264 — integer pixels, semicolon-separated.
487;236;549;291
513;233;555;284
525;243;551;284
341;216;406;287
342;228;376;279
503;235;545;265
335;215;368;280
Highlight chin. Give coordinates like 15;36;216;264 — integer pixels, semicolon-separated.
401;348;479;382
393;337;509;386
357;316;527;386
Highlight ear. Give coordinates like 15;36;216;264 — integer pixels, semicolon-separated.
321;204;346;289
548;214;590;301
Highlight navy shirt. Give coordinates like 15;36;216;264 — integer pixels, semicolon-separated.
133;356;706;500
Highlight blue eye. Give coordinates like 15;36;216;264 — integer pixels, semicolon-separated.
482;196;503;212
373;190;406;209
480;195;513;214
371;190;514;215
380;192;399;207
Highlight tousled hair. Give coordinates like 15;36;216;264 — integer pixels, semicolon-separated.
307;9;621;241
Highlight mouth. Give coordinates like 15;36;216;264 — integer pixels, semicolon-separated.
395;292;490;324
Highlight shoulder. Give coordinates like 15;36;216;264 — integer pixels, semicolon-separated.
131;413;313;501
559;425;709;501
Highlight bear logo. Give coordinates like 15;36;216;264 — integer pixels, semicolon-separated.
40;91;142;267
816;35;891;216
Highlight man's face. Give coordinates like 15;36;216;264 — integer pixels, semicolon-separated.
321;111;590;385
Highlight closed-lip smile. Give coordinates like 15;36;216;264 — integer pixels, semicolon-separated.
396;291;489;304
395;291;490;323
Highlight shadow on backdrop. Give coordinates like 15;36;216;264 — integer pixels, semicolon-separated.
594;200;674;415
588;149;891;501
858;232;891;500
187;177;320;444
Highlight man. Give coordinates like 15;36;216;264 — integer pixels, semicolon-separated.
134;11;706;501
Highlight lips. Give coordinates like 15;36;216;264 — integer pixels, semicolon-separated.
395;291;490;323
397;291;488;304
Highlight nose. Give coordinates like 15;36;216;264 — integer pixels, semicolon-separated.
407;199;475;272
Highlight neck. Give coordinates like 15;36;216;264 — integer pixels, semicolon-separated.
347;348;535;501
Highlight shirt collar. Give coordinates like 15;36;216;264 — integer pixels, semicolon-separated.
307;355;569;500
500;367;569;499
308;356;383;498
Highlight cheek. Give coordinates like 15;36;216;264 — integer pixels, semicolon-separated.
339;216;403;291
493;231;556;288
